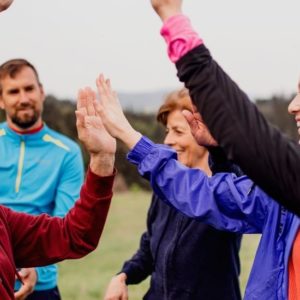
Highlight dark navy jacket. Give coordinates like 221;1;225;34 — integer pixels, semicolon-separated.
121;147;243;300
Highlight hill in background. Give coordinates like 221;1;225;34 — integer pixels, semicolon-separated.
118;90;171;113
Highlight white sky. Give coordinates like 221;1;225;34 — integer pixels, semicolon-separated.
1;0;299;99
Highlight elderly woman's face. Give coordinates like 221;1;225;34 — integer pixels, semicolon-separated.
288;81;300;143
164;109;207;168
0;0;13;12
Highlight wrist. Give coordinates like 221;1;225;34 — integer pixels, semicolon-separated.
117;272;127;283
115;123;142;150
158;8;182;22
119;129;142;150
89;153;115;176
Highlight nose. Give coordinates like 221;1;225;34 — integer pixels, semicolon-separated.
288;93;300;115
164;131;175;146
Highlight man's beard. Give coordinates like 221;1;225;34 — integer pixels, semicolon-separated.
11;109;40;129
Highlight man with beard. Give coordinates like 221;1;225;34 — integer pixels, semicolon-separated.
0;59;84;300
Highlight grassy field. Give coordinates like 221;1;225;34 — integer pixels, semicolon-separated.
59;191;260;299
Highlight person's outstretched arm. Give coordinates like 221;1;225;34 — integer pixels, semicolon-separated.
92;74;270;233
9;87;116;268
150;0;300;215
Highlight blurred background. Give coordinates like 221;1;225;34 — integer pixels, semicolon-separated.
1;0;299;298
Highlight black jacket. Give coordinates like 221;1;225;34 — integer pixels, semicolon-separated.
176;44;300;215
121;156;242;300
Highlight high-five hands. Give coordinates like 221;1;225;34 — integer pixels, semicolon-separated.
76;87;116;176
76;73;141;174
76;74;216;153
93;74;142;150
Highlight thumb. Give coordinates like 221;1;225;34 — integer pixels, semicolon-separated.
182;109;193;123
75;111;85;128
182;109;199;132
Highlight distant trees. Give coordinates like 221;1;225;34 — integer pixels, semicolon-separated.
256;94;298;141
0;93;297;190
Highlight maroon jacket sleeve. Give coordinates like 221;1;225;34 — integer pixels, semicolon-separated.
6;168;114;267
176;44;300;215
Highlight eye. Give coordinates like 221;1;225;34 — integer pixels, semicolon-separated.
175;129;184;135
25;86;35;92
7;89;19;95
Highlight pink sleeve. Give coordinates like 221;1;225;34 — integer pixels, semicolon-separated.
160;14;203;63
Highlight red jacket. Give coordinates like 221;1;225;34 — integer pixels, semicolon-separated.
0;168;114;299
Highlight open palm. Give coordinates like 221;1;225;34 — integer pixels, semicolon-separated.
76;88;116;155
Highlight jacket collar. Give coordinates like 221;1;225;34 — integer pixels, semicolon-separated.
0;122;49;141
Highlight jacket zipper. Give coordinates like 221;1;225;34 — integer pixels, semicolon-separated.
15;140;25;193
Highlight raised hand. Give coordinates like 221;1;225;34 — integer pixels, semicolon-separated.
94;74;142;150
0;0;13;12
182;108;218;147
104;273;128;300
150;0;182;21
76;87;116;175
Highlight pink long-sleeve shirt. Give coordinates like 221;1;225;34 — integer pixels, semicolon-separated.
160;14;203;63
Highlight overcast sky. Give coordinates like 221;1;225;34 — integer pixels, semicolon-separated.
1;0;299;100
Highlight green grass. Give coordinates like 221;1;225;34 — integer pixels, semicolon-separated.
59;191;260;299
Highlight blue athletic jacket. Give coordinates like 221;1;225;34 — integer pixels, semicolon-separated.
0;122;84;291
127;136;299;300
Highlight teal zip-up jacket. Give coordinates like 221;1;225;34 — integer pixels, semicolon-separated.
0;122;84;291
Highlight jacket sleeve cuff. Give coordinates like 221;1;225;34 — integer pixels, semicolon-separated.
160;14;203;63
84;167;116;199
127;136;155;165
119;265;137;285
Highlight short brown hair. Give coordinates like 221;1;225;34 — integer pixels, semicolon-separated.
0;59;41;94
157;88;193;126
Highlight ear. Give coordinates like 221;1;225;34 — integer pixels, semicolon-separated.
0;95;5;110
39;84;45;103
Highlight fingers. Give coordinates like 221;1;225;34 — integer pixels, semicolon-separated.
104;274;128;300
14;268;36;300
96;74;109;96
96;74;105;100
14;286;31;300
182;109;201;136
86;88;96;116
93;99;103;118
75;110;85;130
122;291;129;300
77;89;86;111
77;87;96;116
96;74;118;105
182;109;195;124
